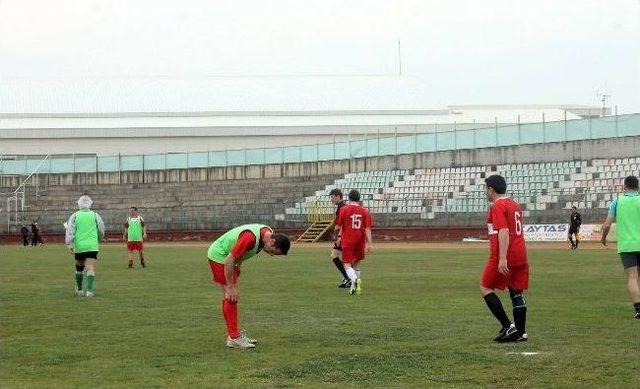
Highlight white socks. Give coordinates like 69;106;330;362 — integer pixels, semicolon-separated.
345;266;358;283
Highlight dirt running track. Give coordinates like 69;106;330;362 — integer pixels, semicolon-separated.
123;241;614;251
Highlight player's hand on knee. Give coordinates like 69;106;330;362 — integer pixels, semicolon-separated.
225;286;239;302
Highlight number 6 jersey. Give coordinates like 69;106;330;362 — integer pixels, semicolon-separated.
335;202;374;249
487;197;528;266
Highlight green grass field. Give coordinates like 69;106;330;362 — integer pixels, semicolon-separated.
1;243;637;388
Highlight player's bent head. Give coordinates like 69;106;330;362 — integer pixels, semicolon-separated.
624;175;639;190
348;189;361;202
264;233;291;256
571;206;577;210
485;175;507;195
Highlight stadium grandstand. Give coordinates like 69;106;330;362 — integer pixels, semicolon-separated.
0;78;637;243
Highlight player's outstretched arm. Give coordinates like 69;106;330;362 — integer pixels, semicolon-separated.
365;228;373;253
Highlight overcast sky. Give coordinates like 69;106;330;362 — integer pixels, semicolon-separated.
1;0;638;112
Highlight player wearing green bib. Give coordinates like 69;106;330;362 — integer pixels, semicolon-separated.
601;175;640;318
65;195;105;298
123;207;147;268
207;224;291;349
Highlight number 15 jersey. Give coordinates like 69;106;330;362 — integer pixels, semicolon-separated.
487;197;528;266
336;203;374;249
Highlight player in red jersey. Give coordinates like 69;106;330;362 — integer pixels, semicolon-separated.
481;175;529;343
334;189;373;295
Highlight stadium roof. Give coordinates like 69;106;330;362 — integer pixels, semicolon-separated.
0;76;442;114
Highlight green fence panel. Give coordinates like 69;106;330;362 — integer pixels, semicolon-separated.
396;134;415;154
544;121;566;143
74;156;97;173
245;149;265;165
51;158;74;174
378;136;396;155
416;133;436;152
188;152;209;168
166;153;188;169
475;128;497;148
98;156;119;172
227;150;246;166
591;116;617;139
334;141;350;159
497;125;520;147
208;151;226;166
317;143;334;161
351;140;366;158
436;131;455;151
264;147;284;164
121;155;143;171
456;129;476;149
144;154;165;170
566;118;590;141
300;144;318;162
283;146;301;163
519;122;544;144
618;115;640;137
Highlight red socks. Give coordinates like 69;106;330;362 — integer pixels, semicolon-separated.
222;299;239;339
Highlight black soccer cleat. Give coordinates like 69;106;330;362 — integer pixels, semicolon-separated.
494;324;518;342
493;324;515;342
338;279;351;288
515;332;528;342
634;311;640;319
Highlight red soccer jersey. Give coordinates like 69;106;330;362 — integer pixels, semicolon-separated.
487;197;528;266
336;203;373;248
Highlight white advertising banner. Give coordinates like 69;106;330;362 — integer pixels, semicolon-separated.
523;224;567;242
522;223;614;242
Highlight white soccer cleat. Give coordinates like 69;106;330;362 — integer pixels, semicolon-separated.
75;289;84;297
85;291;94;298
226;336;256;349
239;331;258;345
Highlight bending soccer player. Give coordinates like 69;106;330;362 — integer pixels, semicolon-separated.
329;188;351;288
601;175;640;318
480;175;529;342
568;206;582;250
123;206;147;268
334;190;373;295
207;224;291;349
65;195;106;298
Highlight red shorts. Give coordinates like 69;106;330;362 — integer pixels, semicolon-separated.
481;259;529;291
341;245;365;264
126;241;144;252
208;260;239;285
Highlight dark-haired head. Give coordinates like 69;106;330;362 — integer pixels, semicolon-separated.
264;233;290;256
329;188;343;205
624;175;639;191
348;189;361;202
485;174;507;201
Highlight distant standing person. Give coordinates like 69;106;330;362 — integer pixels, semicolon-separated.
30;221;43;246
20;224;30;246
65;195;105;298
328;188;351;288
123;207;147;268
601;175;640;318
568;206;582;250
